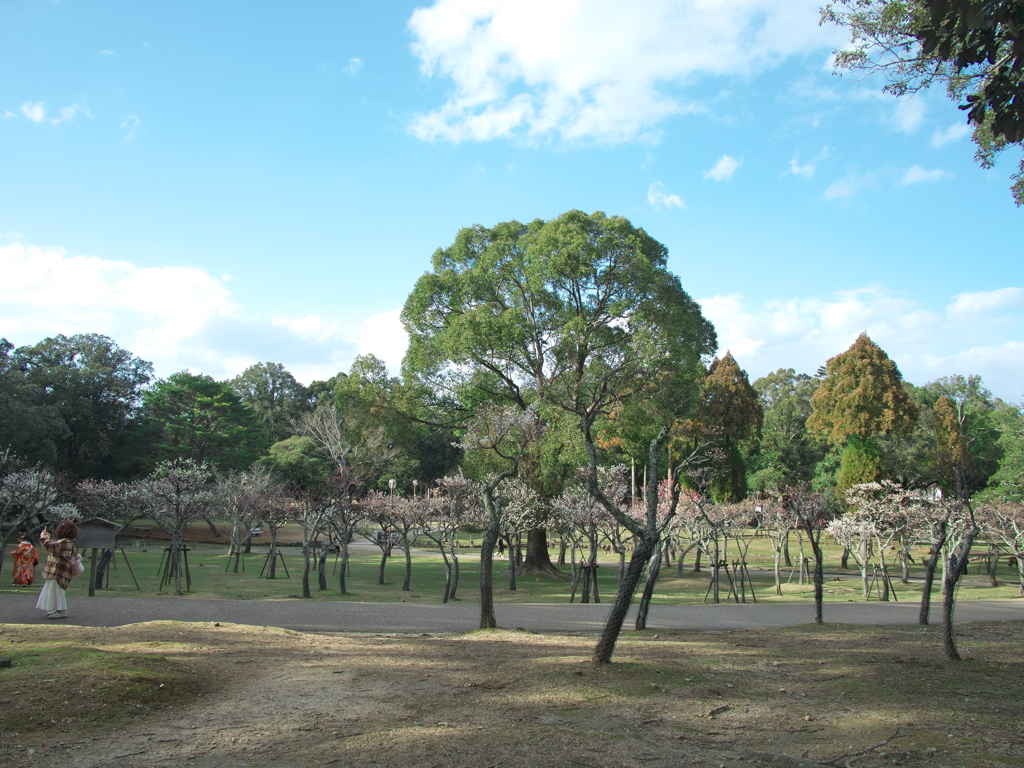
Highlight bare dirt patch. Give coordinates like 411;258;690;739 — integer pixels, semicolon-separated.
1;619;1022;767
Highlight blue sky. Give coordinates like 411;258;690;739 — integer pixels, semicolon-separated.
2;0;1022;402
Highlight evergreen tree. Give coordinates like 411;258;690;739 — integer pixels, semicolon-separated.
808;333;917;494
695;352;762;502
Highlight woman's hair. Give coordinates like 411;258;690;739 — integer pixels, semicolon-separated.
55;520;79;540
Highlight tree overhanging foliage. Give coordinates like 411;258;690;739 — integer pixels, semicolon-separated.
823;0;1024;204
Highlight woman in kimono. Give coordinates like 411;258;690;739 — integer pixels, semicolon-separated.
11;529;39;586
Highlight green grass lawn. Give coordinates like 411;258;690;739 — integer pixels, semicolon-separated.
4;529;1021;604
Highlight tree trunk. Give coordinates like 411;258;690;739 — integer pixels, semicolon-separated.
202;517;224;538
377;548;388;585
522;528;561;575
900;537;911;583
318;544;328;590
95;548;114;590
479;524;498;628
508;541;518;591
441;545;452;604
593;535;656;664
170;530;185;596
987;545;999;587
401;534;412;591
773;545;782;595
301;552;311;598
810;530;824;624
635;542;662;630
919;518;949;625
450;540;460;600
840;546;850;569
338;538;349;595
268;529;278;580
942;526;980;661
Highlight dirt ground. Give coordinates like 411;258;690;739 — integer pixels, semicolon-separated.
1;618;1022;768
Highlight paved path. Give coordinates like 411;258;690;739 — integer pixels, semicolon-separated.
1;593;1021;633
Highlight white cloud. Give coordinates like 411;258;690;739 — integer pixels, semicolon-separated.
703;154;741;182
51;103;88;126
407;0;843;144
823;173;863;200
896;165;950;186
891;97;926;133
696;285;1024;401
930;121;971;148
0;243;384;384
120;114;143;141
647;182;686;211
785;146;831;179
947;287;1024;318
100;49;114;56
21;101;46;122
343;57;364;76
354;309;409;368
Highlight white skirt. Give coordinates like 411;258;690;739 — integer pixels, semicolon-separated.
36;578;68;614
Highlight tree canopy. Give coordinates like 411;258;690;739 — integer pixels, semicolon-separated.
823;0;1024;203
808;333;918;446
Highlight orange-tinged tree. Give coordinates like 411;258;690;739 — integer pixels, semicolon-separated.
808;333;917;493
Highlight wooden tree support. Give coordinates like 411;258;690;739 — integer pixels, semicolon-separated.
725;560;758;604
157;547;192;593
104;546;141;591
260;550;290;579
224;550;247;573
869;564;899;601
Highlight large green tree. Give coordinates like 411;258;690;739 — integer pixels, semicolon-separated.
808;333;918;493
0;339;66;466
978;399;1024;501
823;0;1024;203
746;368;824;493
229;362;310;445
693;352;763;502
142;371;267;470
9;334;152;477
402;209;716;660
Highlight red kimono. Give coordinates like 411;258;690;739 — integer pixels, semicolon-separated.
11;540;38;586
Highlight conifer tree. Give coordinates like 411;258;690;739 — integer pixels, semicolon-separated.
808;333;917;494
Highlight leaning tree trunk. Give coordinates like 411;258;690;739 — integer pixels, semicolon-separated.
95;549;114;590
919;517;949;625
635;541;663;631
377;546;389;585
593;534;657;664
942;526;980;661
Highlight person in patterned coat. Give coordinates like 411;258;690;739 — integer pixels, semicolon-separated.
35;520;80;619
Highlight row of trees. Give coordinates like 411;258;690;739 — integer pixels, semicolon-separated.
3;210;1023;662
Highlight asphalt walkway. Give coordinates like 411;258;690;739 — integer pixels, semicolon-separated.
1;592;1020;633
